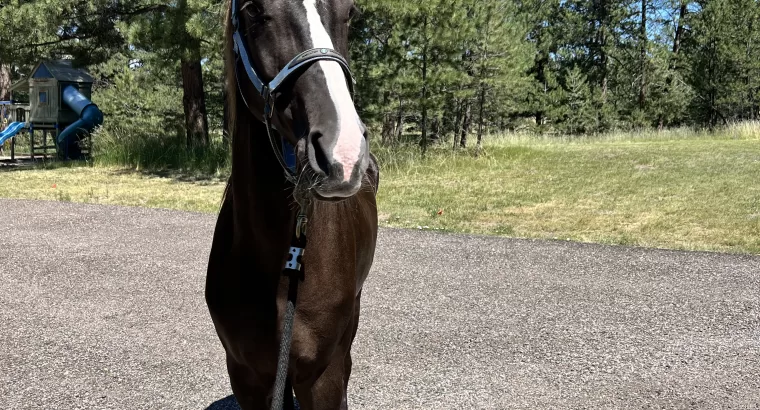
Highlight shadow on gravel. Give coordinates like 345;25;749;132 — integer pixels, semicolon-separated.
205;395;241;410
205;395;302;410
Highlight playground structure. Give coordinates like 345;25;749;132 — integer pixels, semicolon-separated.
0;60;104;161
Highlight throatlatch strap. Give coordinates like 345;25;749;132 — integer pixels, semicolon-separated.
282;141;297;173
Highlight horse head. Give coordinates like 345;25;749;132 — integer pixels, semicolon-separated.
228;0;367;201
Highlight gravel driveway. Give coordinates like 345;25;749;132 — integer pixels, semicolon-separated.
1;199;758;409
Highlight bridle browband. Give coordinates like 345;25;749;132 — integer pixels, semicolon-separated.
230;0;357;182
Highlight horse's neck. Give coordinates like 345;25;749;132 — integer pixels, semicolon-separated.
228;116;296;248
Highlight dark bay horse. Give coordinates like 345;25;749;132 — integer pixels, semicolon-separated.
205;0;379;409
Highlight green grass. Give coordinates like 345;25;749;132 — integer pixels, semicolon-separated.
0;162;227;213
376;136;760;254
2;122;759;254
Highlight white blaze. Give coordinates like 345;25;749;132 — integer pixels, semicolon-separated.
303;0;363;182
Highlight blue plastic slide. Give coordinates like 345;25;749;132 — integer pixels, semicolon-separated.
0;121;25;146
58;85;104;158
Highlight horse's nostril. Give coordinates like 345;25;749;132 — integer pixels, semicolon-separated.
308;131;330;176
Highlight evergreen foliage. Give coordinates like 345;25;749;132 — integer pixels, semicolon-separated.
1;0;758;161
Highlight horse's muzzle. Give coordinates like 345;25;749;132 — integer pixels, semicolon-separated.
303;130;368;200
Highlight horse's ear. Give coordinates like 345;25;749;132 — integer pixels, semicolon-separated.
346;3;363;28
350;4;362;20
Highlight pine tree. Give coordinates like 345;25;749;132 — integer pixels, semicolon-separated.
523;0;562;127
685;0;760;126
0;0;161;67
563;66;598;134
126;0;224;148
467;0;532;151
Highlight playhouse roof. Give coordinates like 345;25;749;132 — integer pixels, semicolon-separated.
10;78;27;92
30;60;94;84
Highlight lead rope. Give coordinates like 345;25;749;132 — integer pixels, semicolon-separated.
270;207;308;410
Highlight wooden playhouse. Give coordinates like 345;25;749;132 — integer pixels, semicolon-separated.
6;59;103;159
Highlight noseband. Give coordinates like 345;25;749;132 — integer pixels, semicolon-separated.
230;0;357;182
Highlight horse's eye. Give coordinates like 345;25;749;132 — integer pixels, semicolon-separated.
241;1;263;19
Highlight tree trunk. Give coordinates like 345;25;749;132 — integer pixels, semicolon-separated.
638;0;647;110
442;96;456;141
419;15;429;154
476;85;486;155
0;64;10;101
380;92;393;145
380;91;393;144
432;117;441;142
380;114;394;145
659;1;687;128
708;37;720;128
181;54;209;149
746;19;755;121
460;101;471;148
600;50;608;104
539;66;548;126
453;98;463;149
596;0;609;104
535;48;548;125
395;98;404;144
672;2;687;58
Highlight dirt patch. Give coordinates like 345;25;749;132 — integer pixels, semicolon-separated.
634;164;656;171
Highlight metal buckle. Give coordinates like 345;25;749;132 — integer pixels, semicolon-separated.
283;246;304;271
295;213;308;240
262;86;275;119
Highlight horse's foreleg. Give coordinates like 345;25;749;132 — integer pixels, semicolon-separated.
294;297;362;410
293;352;348;410
226;354;275;410
343;291;362;392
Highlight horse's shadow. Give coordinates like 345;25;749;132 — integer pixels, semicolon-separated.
205;395;301;410
205;395;241;410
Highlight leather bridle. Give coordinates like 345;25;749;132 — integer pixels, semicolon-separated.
230;0;357;183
